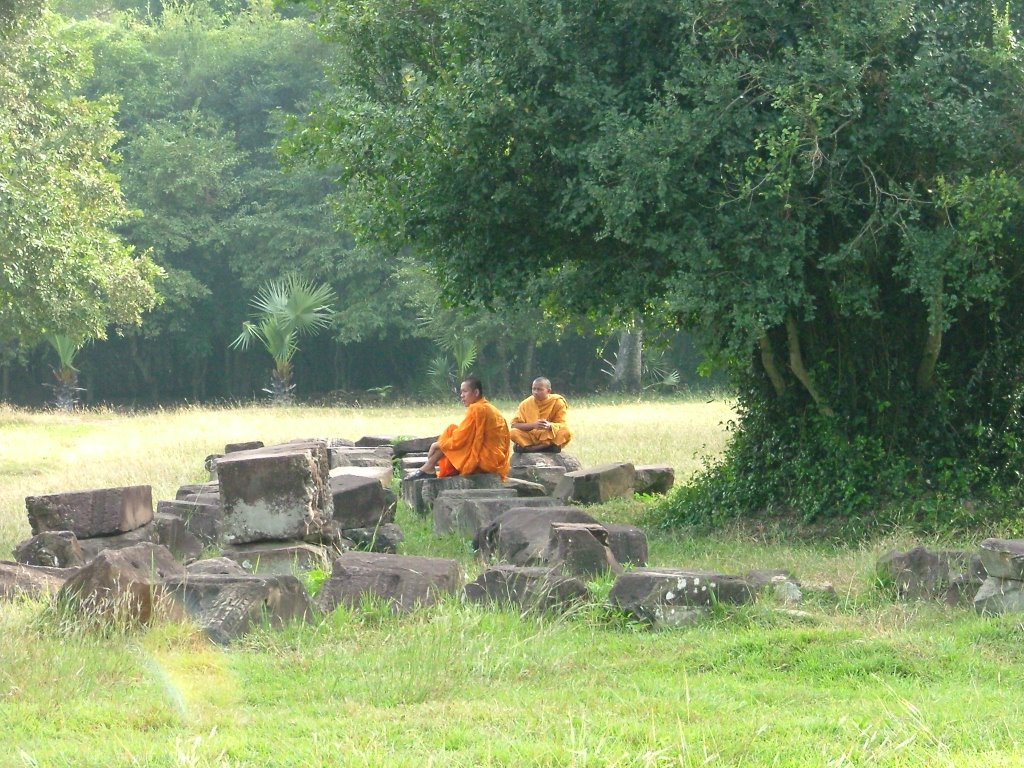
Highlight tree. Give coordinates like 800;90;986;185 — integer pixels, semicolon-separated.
230;275;336;403
42;333;86;411
0;0;160;348
301;0;1024;520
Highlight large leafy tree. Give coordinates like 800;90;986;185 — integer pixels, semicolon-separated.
0;0;160;348
300;0;1024;519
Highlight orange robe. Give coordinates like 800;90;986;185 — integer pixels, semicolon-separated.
436;397;511;479
510;394;572;448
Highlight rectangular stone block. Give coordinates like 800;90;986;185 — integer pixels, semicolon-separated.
328;446;394;469
434;496;562;538
221;542;330;576
26;485;153;538
634;465;675;495
329;465;394;489
217;441;332;544
401;473;504;515
156;499;223;547
330;474;396;528
554;462;636;504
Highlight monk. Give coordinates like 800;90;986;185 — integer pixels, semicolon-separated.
406;376;510;480
509;376;572;453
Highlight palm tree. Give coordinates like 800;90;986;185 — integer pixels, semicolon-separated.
44;333;86;411
230;276;336;404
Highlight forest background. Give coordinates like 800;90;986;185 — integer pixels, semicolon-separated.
0;0;691;407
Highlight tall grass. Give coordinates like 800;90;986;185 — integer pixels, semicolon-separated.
3;396;1018;767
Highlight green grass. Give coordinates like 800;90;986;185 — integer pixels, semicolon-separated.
1;397;1020;766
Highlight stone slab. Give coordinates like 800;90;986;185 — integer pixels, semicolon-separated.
402;473;504;516
26;485;154;539
434;496;562;538
554;462;636;504
317;552;461;613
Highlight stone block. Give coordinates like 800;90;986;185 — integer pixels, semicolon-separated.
974;576;1024;614
608;568;755;625
151;513;205;564
476;506;601;564
464;566;589;614
217;441;332;544
57;542;185;624
329;474;395;529
510;452;583;472
392;436;438;457
401;473;504;516
187;557;249;576
978;539;1024;580
604;524;648;567
77;524;156;561
503;477;549;497
507;464;567;494
328;446;393;469
156;499;223;547
434;496;562;538
329;465;394;489
317;552;461;613
355;435;396;447
221;542;330;576
876;546;979;600
26;485;154;538
343;523;404;554
545;522;622;578
14;531;85;568
554;463;636;504
163;572;313;644
634;465;675;495
225;441;264;453
0;561;78;601
175;482;219;501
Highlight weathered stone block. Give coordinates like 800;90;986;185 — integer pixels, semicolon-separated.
328;446;393;469
876;546;979;600
221;542;329;576
14;531;85;568
76;524;156;561
974;576;1024;614
225;441;264;453
978;539;1024;581
476;506;601;564
434;496;562;538
510;452;583;473
57;542;184;624
187;557;249;576
217;441;332;544
150;513;204;564
503;477;549;497
633;465;675;495
604;524;649;568
175;482;219;501
156;499;223;547
507;464;567;494
402;473;504;516
392;436;438;457
317;552;461;613
329;465;394;489
464;566;589;614
163;572;313;644
0;561;78;601
329;474;395;529
554;463;636;504
355;435;396;447
545;522;622;578
26;485;153;539
608;568;755;625
343;523;404;554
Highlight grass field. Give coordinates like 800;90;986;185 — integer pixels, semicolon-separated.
2;397;1021;767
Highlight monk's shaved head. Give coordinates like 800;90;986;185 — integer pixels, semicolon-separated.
532;377;551;389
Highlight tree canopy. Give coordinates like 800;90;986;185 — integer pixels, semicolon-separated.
300;0;1024;519
0;0;160;346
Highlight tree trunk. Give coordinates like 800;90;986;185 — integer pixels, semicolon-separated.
785;314;833;416
611;326;643;393
759;332;787;397
128;335;159;402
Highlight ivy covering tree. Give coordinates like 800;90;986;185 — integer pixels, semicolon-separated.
299;0;1024;521
0;0;160;347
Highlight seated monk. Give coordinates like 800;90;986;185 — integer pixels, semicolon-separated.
509;376;572;453
406;376;510;480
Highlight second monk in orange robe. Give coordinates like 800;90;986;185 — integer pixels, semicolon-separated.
407;376;510;480
510;376;572;453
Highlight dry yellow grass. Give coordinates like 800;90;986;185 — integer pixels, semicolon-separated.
0;396;734;555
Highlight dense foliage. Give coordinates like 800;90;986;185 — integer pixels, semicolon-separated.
0;0;159;348
300;0;1024;519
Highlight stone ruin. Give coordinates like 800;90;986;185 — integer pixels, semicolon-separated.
11;431;1014;642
